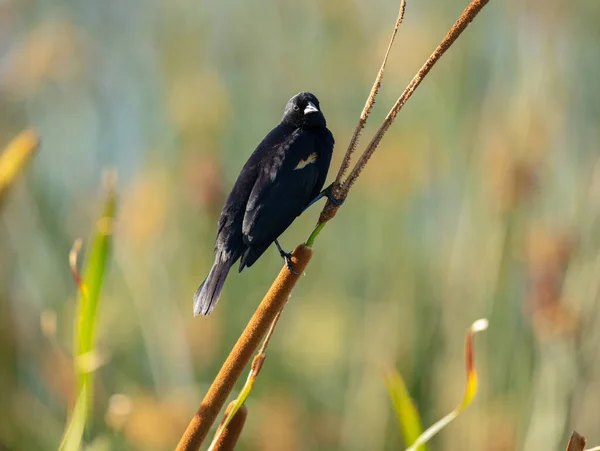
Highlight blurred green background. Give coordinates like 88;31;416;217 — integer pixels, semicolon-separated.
2;0;600;449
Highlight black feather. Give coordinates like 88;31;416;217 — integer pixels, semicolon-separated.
193;251;236;316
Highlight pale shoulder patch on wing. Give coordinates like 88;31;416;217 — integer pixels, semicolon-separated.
294;152;318;170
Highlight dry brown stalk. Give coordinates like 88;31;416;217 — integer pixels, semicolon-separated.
567;431;586;451
332;0;406;191
176;245;312;451
250;307;284;376
319;0;491;224
212;402;248;451
69;239;86;296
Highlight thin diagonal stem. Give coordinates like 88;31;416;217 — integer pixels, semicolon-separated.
332;0;407;191
317;0;491;226
211;403;248;451
341;0;490;195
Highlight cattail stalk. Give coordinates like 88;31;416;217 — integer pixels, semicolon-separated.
176;245;312;451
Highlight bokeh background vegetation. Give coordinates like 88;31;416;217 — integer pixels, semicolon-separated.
1;0;600;449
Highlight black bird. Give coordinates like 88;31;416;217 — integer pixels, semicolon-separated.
193;92;335;316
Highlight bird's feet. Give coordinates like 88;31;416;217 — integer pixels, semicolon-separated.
275;239;299;275
281;251;299;275
322;183;345;206
302;183;345;213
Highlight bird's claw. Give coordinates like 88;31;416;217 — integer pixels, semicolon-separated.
324;186;345;206
320;183;345;206
274;239;299;274
302;184;345;213
281;251;299;275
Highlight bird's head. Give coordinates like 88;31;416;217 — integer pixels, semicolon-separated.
282;92;326;128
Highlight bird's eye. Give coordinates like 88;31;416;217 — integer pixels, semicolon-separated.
293;105;300;111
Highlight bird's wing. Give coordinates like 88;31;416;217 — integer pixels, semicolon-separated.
214;123;294;251
242;131;319;248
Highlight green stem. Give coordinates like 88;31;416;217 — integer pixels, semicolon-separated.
306;222;327;247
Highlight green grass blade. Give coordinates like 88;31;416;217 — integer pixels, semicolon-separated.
59;386;88;451
74;172;117;424
403;319;488;451
384;370;426;451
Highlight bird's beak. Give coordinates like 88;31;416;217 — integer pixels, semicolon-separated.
304;102;318;114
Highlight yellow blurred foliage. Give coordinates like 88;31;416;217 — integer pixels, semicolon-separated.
167;71;231;141
0;20;87;98
40;346;76;406
0;129;39;201
253;392;302;451
282;298;347;379
121;393;190;450
483;133;538;213
359;131;432;197
119;171;170;248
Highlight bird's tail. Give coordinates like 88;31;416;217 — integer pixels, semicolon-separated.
193;254;235;316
